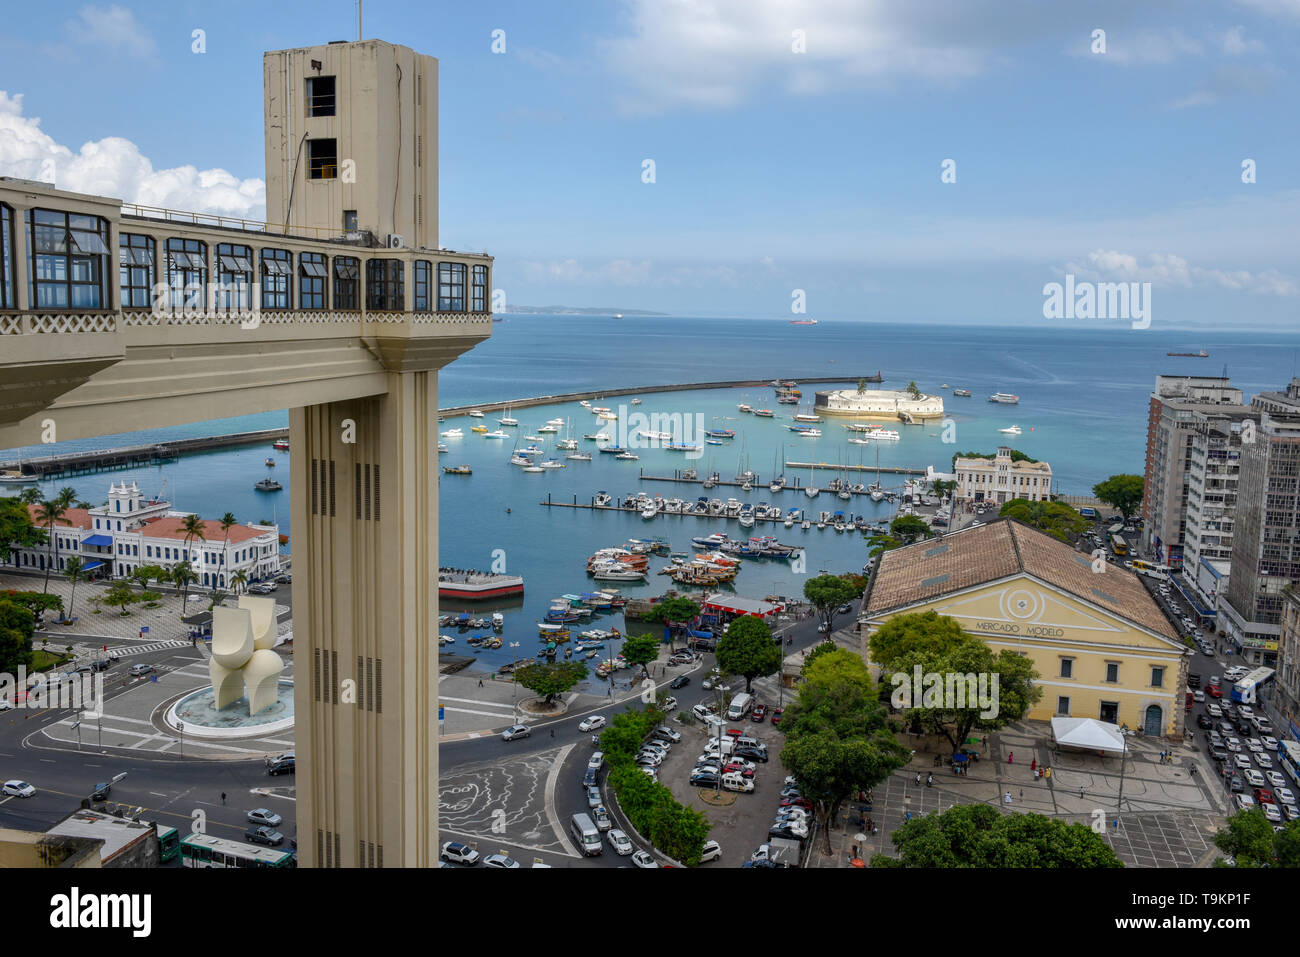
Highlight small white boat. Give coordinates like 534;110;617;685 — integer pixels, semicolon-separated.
566;451;593;461
538;424;560;433
801;521;811;530
597;411;618;421
579;400;592;409
805;486;819;498
510;453;533;466
637;429;673;441
484;430;508;439
794;413;821;423
556;438;578;450
539;459;566;469
630;398;642;405
468;410;485;418
521;465;545;473
440;428;463;438
615;452;639;460
437;443;449;454
545;418;565;426
641;504;658;519
848;438;870;445
999;424;1023;435
524;434;544;442
499;417;519;426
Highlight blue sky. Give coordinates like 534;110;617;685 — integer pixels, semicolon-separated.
1;0;1298;326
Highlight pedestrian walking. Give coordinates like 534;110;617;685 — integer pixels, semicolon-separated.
1045;766;1052;781
1031;758;1037;773
904;810;911;823
221;792;226;805
550;728;555;738
1079;785;1085;799
915;771;921;785
478;678;484;688
1004;791;1012;804
1008;752;1014;765
1019;789;1024;800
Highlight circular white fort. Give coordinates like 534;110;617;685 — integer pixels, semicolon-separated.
813;389;945;421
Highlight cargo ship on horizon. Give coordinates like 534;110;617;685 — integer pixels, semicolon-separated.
1166;349;1209;357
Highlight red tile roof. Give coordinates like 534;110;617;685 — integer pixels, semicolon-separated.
135;517;269;545
865;517;1180;642
26;506;92;530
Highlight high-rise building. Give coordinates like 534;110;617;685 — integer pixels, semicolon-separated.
1278;588;1300;739
1181;409;1258;614
1220;411;1300;667
1142;375;1246;569
264;40;438;250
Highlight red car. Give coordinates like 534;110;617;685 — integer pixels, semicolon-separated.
780;797;814;811
1254;787;1275;805
750;705;767;722
770;708;784;726
725;728;744;739
1206;685;1223;699
723;762;755;779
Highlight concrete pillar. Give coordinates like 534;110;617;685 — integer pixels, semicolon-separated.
291;369;439;867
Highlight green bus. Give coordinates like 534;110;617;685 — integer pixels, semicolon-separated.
179;833;293;869
158;825;180;863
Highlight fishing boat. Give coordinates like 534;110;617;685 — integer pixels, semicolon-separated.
794;427;821;437
598;445;627;454
468;410;485;418
440;427;464;438
264;457;276;467
953;389;972;397
793;412;821;423
706;439;723;445
737;403;753;413
705;429;736;438
491;612;504;630
592;564;647;581
1167;350;1209;357
470;425;489;433
254;478;283;492
988;392;1020;404
753;409;775;417
442;465;472;475
273;439;290;450
999;424;1022;435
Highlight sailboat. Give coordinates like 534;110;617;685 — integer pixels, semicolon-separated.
499;402;519;427
869;445;884;501
804;459;819;498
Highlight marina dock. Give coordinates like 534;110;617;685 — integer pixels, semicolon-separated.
0;428;288;479
538;493;886;528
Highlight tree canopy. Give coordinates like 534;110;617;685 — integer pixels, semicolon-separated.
715;615;781;692
1092;474;1144;521
0;598;36;675
513;660;589;703
803;574;860;632
873;803;1123;868
619;634;661;677
998;498;1088;542
1214;811;1300;868
645;596;701;625
0;497;44;565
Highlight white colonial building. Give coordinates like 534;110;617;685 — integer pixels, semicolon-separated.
954;447;1053;504
7;482;280;589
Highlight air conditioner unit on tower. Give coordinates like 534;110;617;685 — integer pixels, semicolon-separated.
386;234;404;249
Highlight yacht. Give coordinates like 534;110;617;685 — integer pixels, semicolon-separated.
538;424;559;433
999;425;1023;435
437;443;449;454
615;452;639;460
597;411;619;421
638;429;673;441
272;439;290;450
630;398;642;405
521;464;545;473
594;491;613;506
738;513;755;529
468;410;485;418
440;428;463;438
864;428;899;441
579;400;592;409
254;478;283;492
753;409;775;418
801;521;811;530
566;451;593;461
546;417;565;426
738;403;753;413
484;429;509;439
539;459;566;469
510;452;533;466
805;485;819;499
953;389;972;398
848;438;870;445
793;413;821;423
584;432;610;441
499;416;519;426
641;503;658;519
556;438;578;450
988;392;1020;404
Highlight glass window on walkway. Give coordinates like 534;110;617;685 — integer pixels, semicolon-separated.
216;243;253;312
119;233;156;308
366;258;404;311
1;203;15;309
300;252;326;309
334;256;359;309
261;248;292;309
166;238;208;311
28;208;110;309
437;261;465;312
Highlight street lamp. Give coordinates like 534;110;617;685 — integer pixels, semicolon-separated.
509;641;521;713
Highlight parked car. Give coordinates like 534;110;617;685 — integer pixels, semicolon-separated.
751;704;767;722
1253;787;1275;805
501;724;531;741
483;854;521;868
586;785;603;808
690;771;721;787
245;826;284;846
702;677;732;691
1265;771;1287;790
698;840;722;863
668;652;694;666
770;708;785;725
588;751;605;770
658;697;677;712
651;726;681;744
1277;787;1297;806
735;746;769;763
267;755;296;776
1234;793;1256;812
769;823;808;840
691;704;715;722
1233;754;1253;770
579;716;606;732
593;805;612;831
1244;769;1266;788
1187;674;1201;689
439;841;480;865
1207;703;1223;718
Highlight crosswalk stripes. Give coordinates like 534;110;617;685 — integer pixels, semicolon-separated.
104;640;190;658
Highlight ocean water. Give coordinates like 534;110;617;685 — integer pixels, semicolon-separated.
6;316;1300;674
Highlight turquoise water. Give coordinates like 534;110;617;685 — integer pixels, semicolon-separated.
6;316;1300;674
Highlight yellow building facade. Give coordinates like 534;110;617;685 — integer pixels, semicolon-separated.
861;520;1190;738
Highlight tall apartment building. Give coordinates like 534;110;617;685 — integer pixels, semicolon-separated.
1220;411;1300;667
1181;410;1258;611
1279;589;1300;739
1142;375;1246;569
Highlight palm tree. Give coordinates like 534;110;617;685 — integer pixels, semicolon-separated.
64;556;84;621
55;487;78;510
17;487;41;506
172;562;196;620
219;512;237;589
33;499;67;594
231;569;249;596
179;513;207;597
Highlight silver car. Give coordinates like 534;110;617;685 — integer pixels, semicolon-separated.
586;785;602;808
607;829;634;856
247;808;282;827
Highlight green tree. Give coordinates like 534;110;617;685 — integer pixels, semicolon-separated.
715;615;782;693
998;498;1087;542
16;487;42;506
890;514;932;544
866;532;901;560
644;595;701;650
171;562;196;620
63;556;84;621
133;564;171;591
778;648;910;855
1093;474;1144;522
874;803;1123;867
218;512;238;586
906;381;921;399
514;660;589;705
32;499;67;594
207;589;228;613
803;574;860;634
800;639;838;676
930;478;957;499
1213;810;1300;867
0;496;44;565
869;610;969;668
620;634;661;679
231;569;249;596
0;598;36;675
857;378;867;394
103;580;139;617
54;487;79;510
178;514;207;610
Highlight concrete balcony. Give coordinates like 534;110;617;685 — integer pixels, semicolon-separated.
0;312;126;430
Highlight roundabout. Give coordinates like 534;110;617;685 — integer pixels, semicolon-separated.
163;679;296;740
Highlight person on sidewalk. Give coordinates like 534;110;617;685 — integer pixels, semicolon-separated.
1004;791;1012;804
1008;752;1014;764
1031;758;1037;773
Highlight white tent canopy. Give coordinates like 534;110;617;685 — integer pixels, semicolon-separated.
1051;717;1126;753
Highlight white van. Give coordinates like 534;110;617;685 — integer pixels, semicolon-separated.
704;736;736;758
722;772;753;793
570;813;602;856
726;692;754;722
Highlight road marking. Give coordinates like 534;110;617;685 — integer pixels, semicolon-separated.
544;743;580;857
249;788;297;802
436;694;518;709
441;705;521;721
39;758;55;763
150;791;167;797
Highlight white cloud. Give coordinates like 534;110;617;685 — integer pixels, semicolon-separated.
1220;26;1265;55
1063;248;1297;296
64;5;158;60
0;91;265;219
602;0;1000;112
1235;0;1300;19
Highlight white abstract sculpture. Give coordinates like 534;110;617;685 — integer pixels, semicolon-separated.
208;596;283;715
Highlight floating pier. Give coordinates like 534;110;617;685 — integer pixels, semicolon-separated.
538;493;889;530
0;428;289;479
